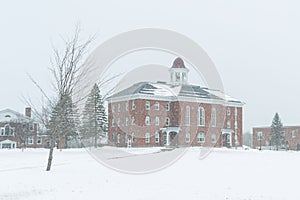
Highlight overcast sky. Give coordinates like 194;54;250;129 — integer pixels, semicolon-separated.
1;0;299;133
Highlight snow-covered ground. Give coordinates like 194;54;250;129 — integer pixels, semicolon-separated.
0;147;299;200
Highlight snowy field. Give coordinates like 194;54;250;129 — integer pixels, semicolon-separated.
0;147;299;200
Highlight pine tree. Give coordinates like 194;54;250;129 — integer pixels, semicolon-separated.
49;94;79;149
81;83;107;147
270;113;284;150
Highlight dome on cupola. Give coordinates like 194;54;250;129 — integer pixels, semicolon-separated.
171;57;186;68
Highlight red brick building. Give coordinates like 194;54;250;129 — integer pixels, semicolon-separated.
107;58;244;147
0;108;48;149
253;126;300;150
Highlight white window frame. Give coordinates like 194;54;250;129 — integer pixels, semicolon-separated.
165;117;170;126
131;132;135;143
112;118;115;127
132;101;136;110
185;106;190;126
117;117;121;126
145;116;150;126
145;101;150;110
211;108;216;127
198;107;205;126
125;133;128;144
166;103;170;111
227;107;231;116
154;102;159;110
125;117;128;126
131;116;135;125
125;102;129;111
197;133;205;143
117;133;121;144
227;120;231;129
155;116;159;126
28;136;34;145
145;133;150;143
292;130;297;138
155;132;159;143
257;132;263;141
37;136;42;144
185;133;190;143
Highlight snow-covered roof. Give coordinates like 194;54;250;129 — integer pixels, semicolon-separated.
107;81;243;105
0;139;16;144
0;109;31;123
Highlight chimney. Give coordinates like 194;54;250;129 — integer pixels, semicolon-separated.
25;107;31;118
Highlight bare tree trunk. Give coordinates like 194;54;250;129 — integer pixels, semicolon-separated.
46;133;56;171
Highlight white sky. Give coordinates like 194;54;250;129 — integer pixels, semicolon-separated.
0;0;299;133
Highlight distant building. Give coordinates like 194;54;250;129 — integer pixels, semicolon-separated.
0;108;48;149
107;58;244;147
253;126;300;150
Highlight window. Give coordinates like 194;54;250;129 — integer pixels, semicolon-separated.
155;132;159;143
37;137;42;144
197;133;205;143
125;133;128;144
165;117;170;126
185;106;190;126
145;116;150;125
292;130;297;138
117;117;121;126
155;102;159;110
132;101;136;110
211;134;217;143
117;133;121;144
131;132;135;143
166;103;170;111
112;118;115;127
257;132;263;141
125;117;128;126
126;102;129;111
234;134;238;144
155;116;159;126
29;123;34;131
145;101;150;110
211;108;216;127
111;133;115;143
235;107;237;116
227;107;231;116
131;116;135;125
0;127;4;136
28;136;34;144
118;103;121;112
198;107;205;126
234;121;238;129
145;133;150;143
281;131;286;137
227;120;231;129
185;133;190;143
4;125;14;136
112;105;115;113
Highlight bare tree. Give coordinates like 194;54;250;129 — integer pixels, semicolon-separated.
28;25;94;171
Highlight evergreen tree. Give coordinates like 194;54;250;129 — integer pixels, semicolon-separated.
81;83;107;147
49;94;79;149
270;112;284;150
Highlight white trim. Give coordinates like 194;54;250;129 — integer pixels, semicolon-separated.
107;93;244;107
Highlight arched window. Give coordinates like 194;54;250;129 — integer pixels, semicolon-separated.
185;106;190;126
198;107;205;126
145;101;150;110
145;116;150;125
197;133;205;143
211;108;216;127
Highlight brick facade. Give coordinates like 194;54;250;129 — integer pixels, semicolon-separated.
253;126;300;150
